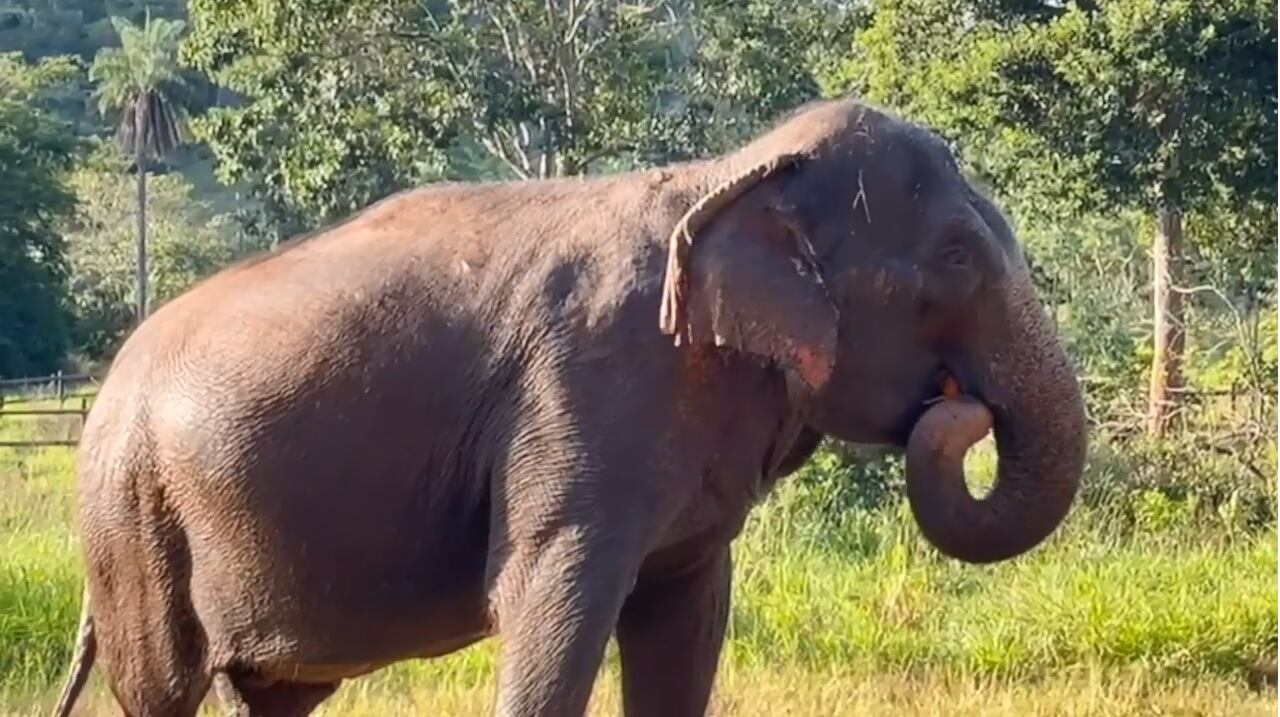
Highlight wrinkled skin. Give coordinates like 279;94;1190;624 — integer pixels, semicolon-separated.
56;99;1085;717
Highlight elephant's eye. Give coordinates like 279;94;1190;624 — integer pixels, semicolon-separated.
939;241;971;270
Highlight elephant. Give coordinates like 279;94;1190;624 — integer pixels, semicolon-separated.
53;97;1085;717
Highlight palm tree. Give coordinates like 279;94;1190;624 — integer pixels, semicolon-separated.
90;11;187;322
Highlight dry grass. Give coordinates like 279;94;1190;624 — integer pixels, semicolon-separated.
5;665;1273;717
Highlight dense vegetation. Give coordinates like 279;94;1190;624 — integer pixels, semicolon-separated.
0;0;1274;713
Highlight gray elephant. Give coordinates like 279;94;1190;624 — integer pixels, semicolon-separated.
53;98;1085;717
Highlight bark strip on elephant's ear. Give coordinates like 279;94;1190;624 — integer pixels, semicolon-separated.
659;153;806;345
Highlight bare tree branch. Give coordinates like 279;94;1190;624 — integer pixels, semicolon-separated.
501;4;541;81
564;0;595;44
512;121;536;176
487;6;522;69
537;116;551;178
479;135;531;180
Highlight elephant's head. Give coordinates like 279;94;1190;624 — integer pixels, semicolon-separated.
660;99;1086;563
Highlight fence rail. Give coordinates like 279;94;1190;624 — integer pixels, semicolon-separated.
0;371;101;448
0;370;102;408
0;370;1270;449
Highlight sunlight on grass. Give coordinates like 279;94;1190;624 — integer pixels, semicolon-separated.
9;665;1274;717
0;416;1274;714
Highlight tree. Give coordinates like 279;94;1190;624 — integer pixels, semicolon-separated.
0;52;80;376
833;0;1276;435
0;1;197;139
678;0;859;157
182;0;849;237
90;12;189;322
63;145;234;358
182;0;457;240
411;0;695;179
0;0;188;61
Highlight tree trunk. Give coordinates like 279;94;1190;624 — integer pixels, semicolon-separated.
135;149;149;323
1146;204;1184;435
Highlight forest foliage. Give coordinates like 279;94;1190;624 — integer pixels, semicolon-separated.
0;6;1276;710
0;0;1275;515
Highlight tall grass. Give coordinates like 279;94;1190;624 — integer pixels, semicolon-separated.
0;412;1275;714
0;436;81;700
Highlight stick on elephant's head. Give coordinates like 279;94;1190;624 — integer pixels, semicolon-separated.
660;100;1087;563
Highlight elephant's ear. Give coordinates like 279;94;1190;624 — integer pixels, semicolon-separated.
659;155;838;390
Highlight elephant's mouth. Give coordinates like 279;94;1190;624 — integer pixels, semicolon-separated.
891;366;978;447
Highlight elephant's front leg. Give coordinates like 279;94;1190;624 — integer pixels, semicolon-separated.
616;549;731;717
491;523;647;717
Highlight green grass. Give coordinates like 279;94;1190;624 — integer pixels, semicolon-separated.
0;411;1275;715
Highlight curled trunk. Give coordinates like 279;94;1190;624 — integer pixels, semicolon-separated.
905;278;1087;564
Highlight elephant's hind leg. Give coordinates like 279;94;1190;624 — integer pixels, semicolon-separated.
87;481;211;715
97;643;209;717
217;675;338;717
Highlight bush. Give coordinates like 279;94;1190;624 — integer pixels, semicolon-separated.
779;426;1276;545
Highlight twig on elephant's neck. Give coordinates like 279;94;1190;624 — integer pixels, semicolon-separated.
852;170;872;224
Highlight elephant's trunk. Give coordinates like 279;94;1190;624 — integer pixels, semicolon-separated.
904;274;1087;564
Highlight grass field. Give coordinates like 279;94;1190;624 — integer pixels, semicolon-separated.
0;404;1275;715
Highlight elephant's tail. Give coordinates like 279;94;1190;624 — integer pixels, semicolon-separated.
52;584;96;717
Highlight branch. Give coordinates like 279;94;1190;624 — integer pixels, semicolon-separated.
564;0;595;44
410;10;477;96
1171;281;1247;342
501;4;541;81
575;0;645;76
412;6;538;181
511;121;536;176
555;0;595;136
569;143;638;173
1204;441;1268;483
570;0;668;76
487;7;522;70
1171;280;1272;395
538;118;551;179
478;135;531;180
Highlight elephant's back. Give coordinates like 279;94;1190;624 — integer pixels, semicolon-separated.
78;163;705;524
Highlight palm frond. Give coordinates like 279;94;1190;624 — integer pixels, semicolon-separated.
91;12;190;160
89;47;133;115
